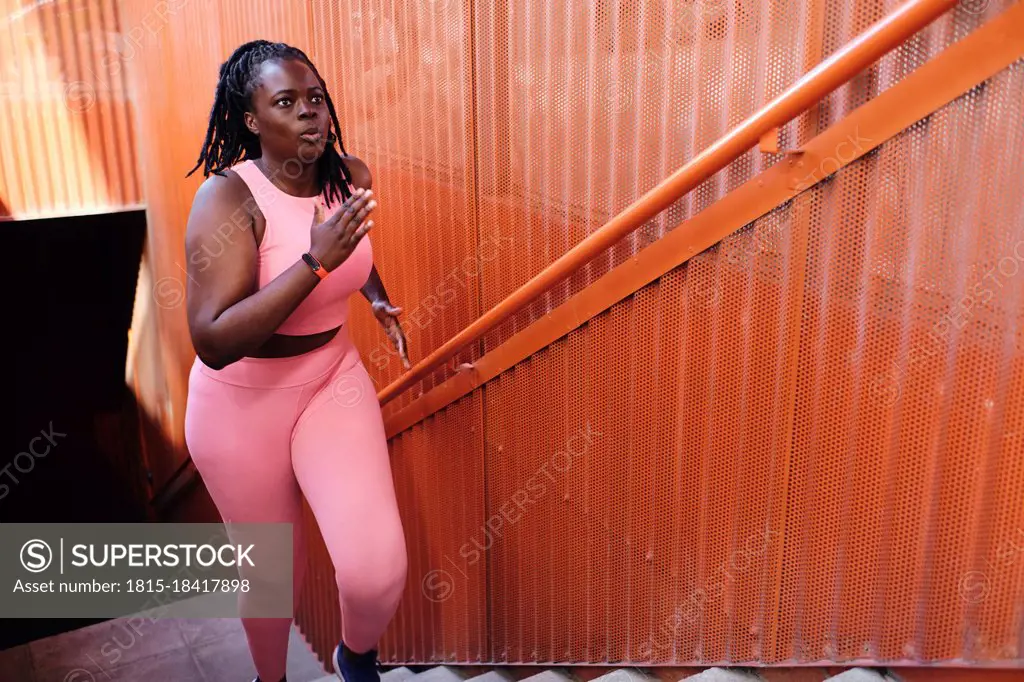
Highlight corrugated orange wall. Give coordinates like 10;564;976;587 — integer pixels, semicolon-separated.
111;0;1022;669
0;0;141;219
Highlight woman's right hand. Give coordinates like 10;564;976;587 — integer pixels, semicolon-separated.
308;188;377;271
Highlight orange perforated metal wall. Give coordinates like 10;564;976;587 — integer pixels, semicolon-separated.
382;0;1024;667
0;0;142;219
111;0;1022;670
772;62;1024;664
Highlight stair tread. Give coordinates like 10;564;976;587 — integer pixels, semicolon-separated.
383;667;419;682
685;669;761;681
518;671;574;682
590;670;658;682
314;664;417;682
317;665;890;682
825;670;889;682
465;671;517;682
408;666;469;682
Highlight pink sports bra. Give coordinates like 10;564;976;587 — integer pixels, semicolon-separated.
231;159;374;336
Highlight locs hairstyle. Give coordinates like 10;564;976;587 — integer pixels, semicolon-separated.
187;40;353;207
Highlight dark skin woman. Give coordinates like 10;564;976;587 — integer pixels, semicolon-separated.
185;46;410;369
182;41;412;682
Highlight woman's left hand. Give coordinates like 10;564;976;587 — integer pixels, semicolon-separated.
371;300;411;370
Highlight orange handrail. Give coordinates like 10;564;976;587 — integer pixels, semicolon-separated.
377;0;960;407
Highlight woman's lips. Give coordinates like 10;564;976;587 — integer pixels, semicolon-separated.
300;132;323;143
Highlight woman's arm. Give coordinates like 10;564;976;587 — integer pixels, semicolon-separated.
344;155;411;368
362;264;410;369
343;155;395;308
360;265;393;306
184;172;322;370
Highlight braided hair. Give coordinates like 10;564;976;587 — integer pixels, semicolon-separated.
187;40;353;207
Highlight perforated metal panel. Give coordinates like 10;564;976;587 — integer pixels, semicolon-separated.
0;0;141;218
774;61;1024;665
472;202;802;665
476;0;825;353
385;1;1023;664
386;393;488;663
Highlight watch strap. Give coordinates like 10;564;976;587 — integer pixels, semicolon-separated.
302;252;328;280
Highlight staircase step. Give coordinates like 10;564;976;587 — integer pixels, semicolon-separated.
409;666;469;682
826;670;890;682
383;667;419;682
315;665;418;682
518;671;574;682
684;670;762;681
466;671;517;682
590;670;659;682
316;665;892;682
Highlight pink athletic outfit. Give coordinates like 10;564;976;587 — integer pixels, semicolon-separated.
184;159;407;681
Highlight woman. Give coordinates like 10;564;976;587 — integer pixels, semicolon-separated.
182;40;410;682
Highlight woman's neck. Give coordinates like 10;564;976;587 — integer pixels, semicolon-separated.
254;155;320;198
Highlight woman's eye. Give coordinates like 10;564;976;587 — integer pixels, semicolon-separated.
311;95;324;104
277;98;292;107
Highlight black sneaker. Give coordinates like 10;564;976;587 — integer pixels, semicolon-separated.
332;642;381;682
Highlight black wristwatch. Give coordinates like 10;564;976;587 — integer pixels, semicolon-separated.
302;252;328;280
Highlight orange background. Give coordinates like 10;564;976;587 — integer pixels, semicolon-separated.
2;0;1022;668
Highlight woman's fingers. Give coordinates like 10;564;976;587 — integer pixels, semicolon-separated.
357;219;374;240
343;219;373;248
342;202;376;242
350;199;377;228
321;189;375;251
397;333;411;369
325;202;352;226
325;189;369;227
339;190;372;223
386;318;409;367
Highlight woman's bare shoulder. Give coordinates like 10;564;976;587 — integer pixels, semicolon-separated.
191;168;250;207
341;154;373;190
186;168;260;243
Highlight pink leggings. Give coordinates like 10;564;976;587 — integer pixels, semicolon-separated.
184;328;407;681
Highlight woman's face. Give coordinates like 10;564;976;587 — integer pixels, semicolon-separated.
244;58;330;163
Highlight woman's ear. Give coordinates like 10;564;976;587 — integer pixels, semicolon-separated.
243;111;259;136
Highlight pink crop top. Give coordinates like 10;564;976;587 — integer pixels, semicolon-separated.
231;159;374;336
